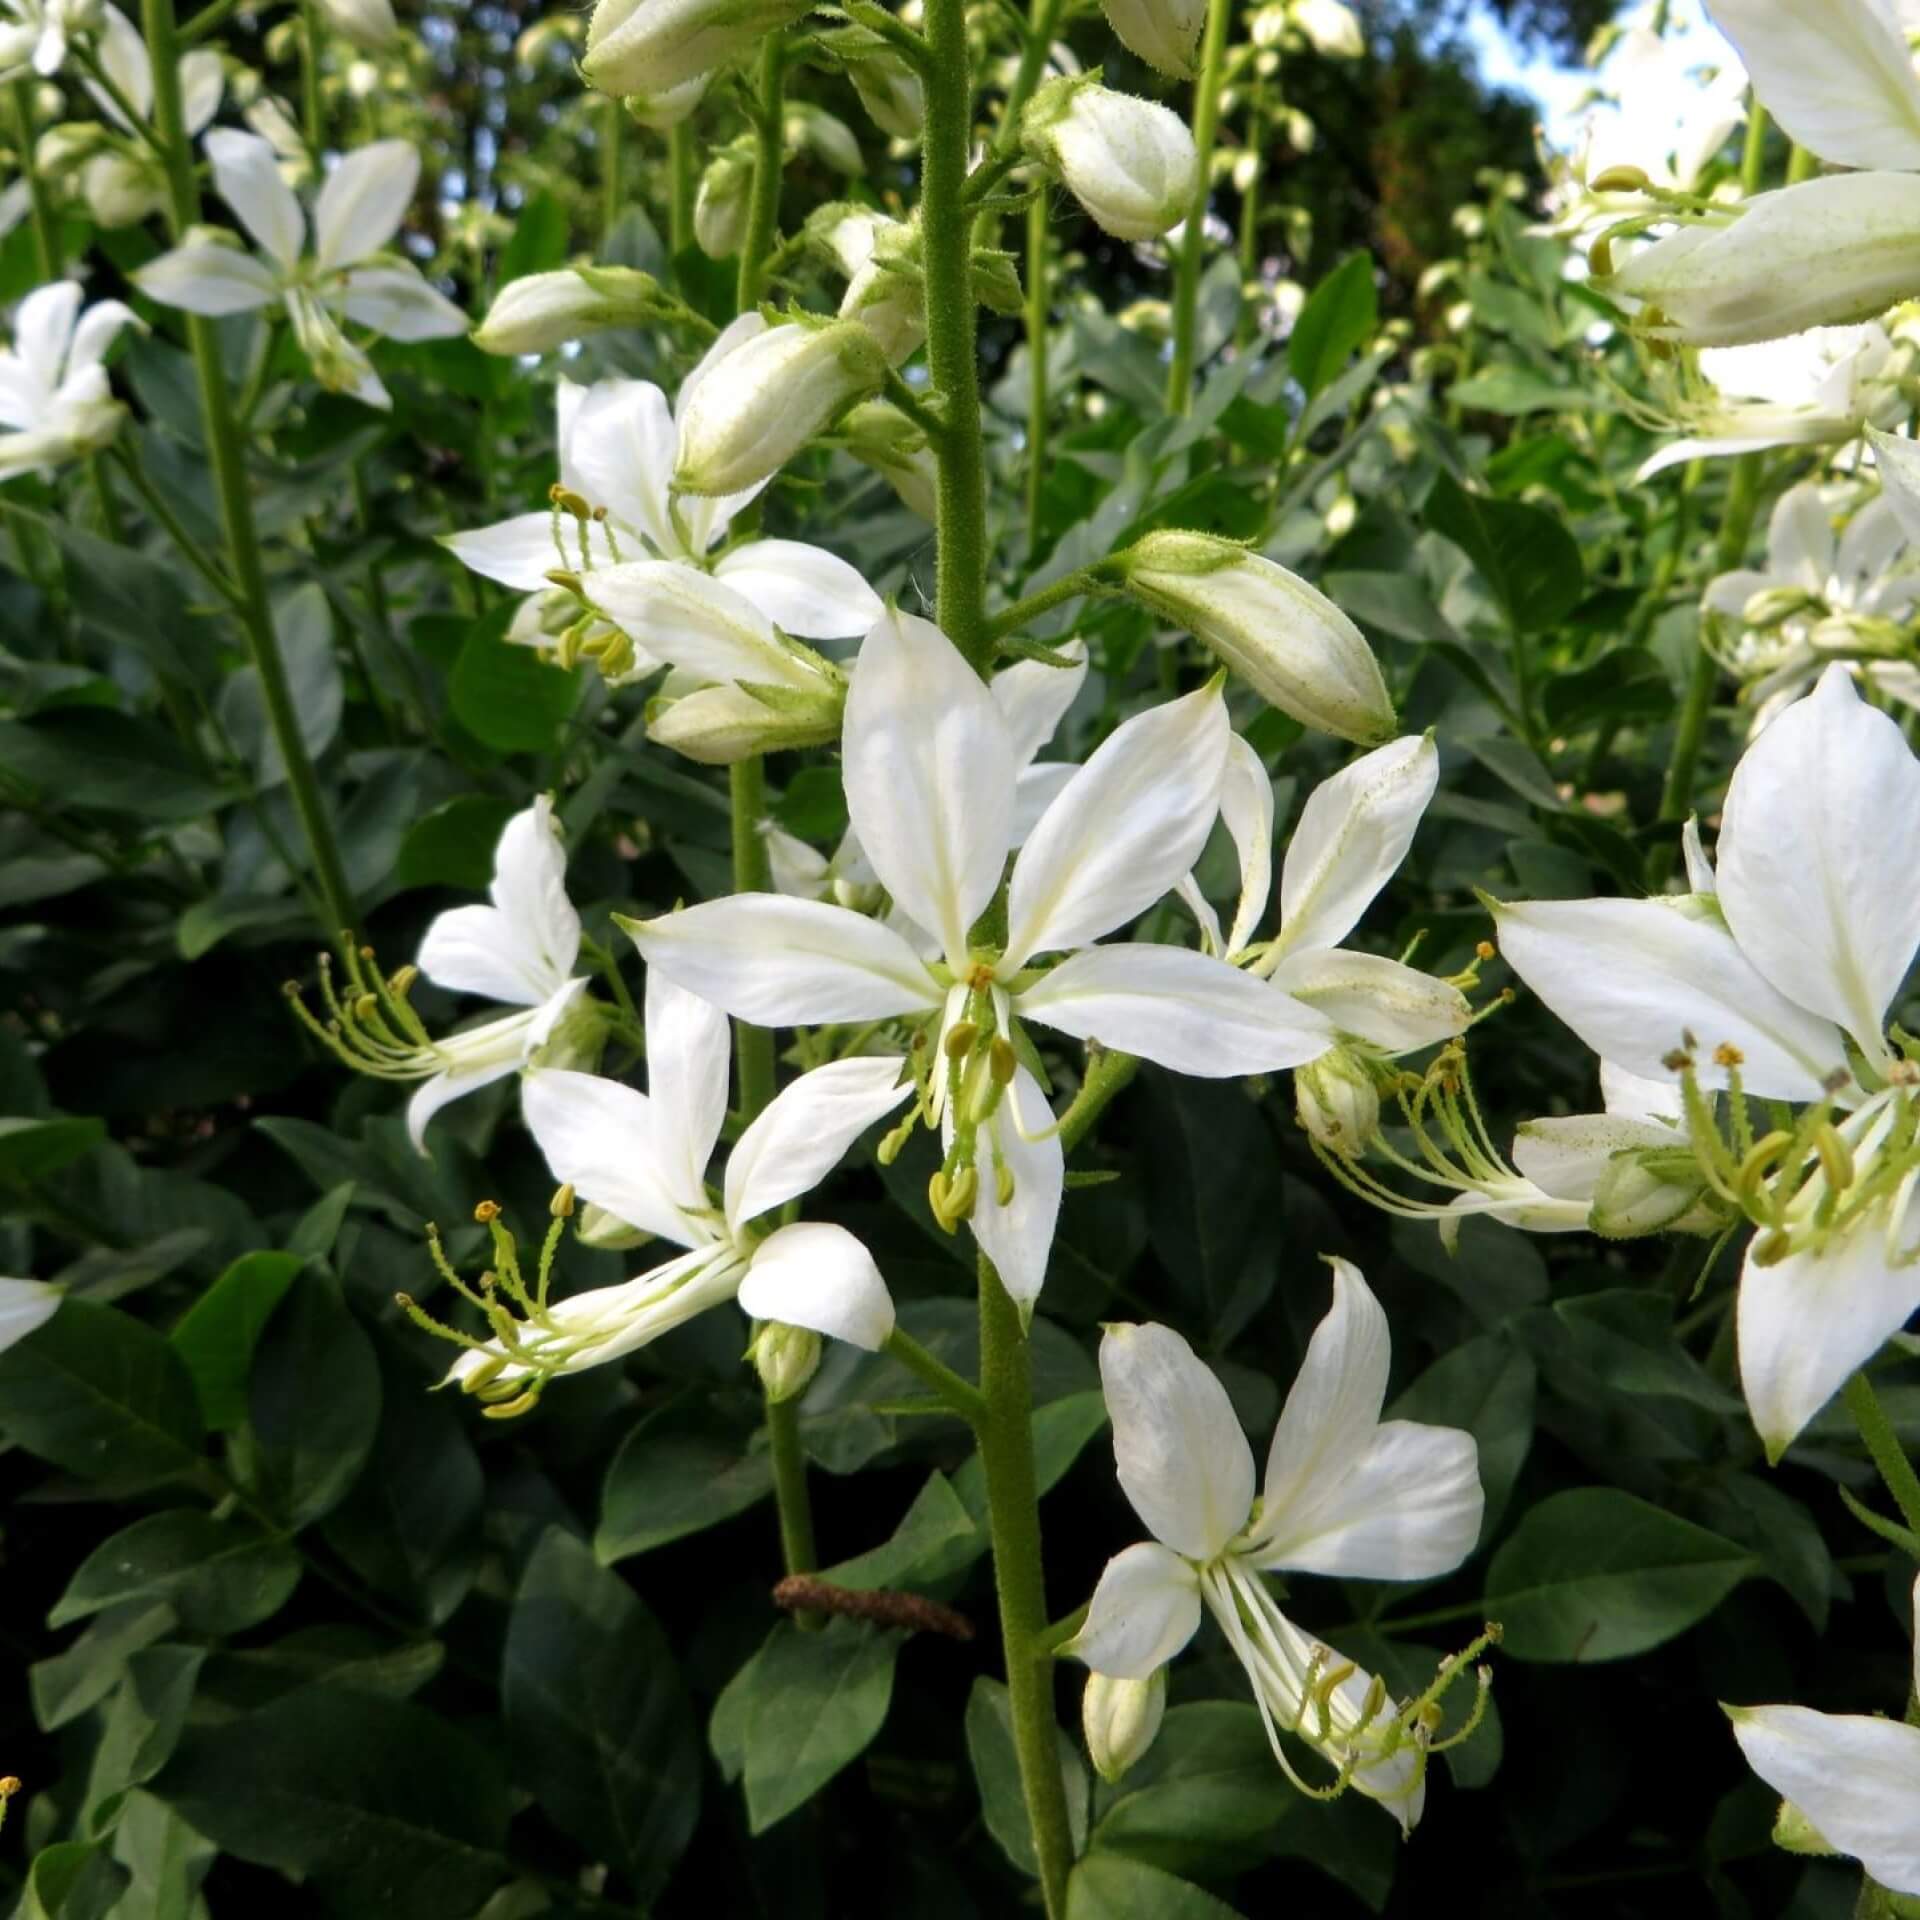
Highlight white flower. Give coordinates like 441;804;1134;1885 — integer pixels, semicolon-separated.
1099;0;1205;80
1068;1266;1485;1830
0;0;99;79
1493;665;1920;1457
0;281;141;483
133;130;466;411
73;4;221;229
581;0;810;96
1569;24;1745;208
1703;481;1920;733
1022;75;1198;244
626;610;1333;1308
1287;0;1363;59
316;0;399;52
1728;1576;1920;1898
0;1277;61;1353
470;266;660;355
448;969;911;1391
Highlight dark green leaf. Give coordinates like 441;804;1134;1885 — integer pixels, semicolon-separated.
50;1512;300;1635
450;607;583;753
1288;253;1378;401
497;189;569;284
395;795;519;893
596;1419;775;1562
965;1676;1090;1878
1066;1853;1244;1919
1423;471;1582;633
0;710;226;821
170;1251;303;1432
0;1115;105;1184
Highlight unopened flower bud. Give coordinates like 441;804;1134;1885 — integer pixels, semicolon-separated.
1587;1149;1715;1239
694;140;755;259
748;1320;823;1403
1099;0;1204;79
317;0;401;51
582;0;813;95
785;101;862;175
673;319;889;497
1118;531;1395;744
849;49;923;140
81;151;166;228
1083;1670;1166;1782
646;680;845;764
1294;1048;1380;1154
472;266;661;354
575;1202;654;1251
839;400;937;520
1021;73;1198;244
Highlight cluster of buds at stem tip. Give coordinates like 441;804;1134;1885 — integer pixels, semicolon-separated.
1082;1671;1166;1783
671;317;890;498
1115;531;1397;745
1020;72;1200;244
581;0;813;96
471;266;668;355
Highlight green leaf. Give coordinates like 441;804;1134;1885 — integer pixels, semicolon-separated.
596;1419;775;1563
497;189;569;284
395;795;519;893
0;1298;205;1492
49;1512;300;1635
83;1645;206;1828
0;709;226;821
817;1471;980;1591
1066;1853;1244;1919
1539;647;1673;732
965;1676;1089;1878
152;1687;510;1920
501;1529;701;1897
1450;367;1599;415
216;585;342;787
174;894;310;961
735;1618;900;1833
22;1841;131;1920
247;1271;381;1529
199;1625;444;1712
1388;1337;1536;1540
1423;470;1583;634
170;1251;303;1432
449;606;583;753
0;1114;105;1184
30;509;218;687
1483;1488;1759;1662
31;1601;177;1733
1288;253;1378;401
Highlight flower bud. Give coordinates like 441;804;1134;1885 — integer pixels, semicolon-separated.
839;400;937;521
1099;0;1204;79
1118;531;1395;744
840;259;925;364
785;101;862;175
849;49;923;141
672;319;889;497
624;70;710;130
1587;1149;1716;1240
575;1202;655;1251
1294;1047;1380;1155
1289;0;1364;58
1083;1670;1165;1783
317;0;401;51
82;151;165;229
582;0;813;96
748;1320;823;1403
646;679;846;764
694;141;755;259
471;266;662;354
1021;73;1198;244
34;123;102;177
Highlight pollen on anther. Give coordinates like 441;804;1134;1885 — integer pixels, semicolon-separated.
1712;1043;1744;1068
474;1199;503;1224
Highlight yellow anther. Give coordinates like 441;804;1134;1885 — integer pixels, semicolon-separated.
1587;164;1650;195
353;992;379;1021
1751;1229;1792;1267
1814;1123;1856;1194
943;1020;980;1061
996;1161;1015;1207
1712;1043;1744;1069
989;1036;1016;1085
0;1778;19;1798
548;484;594;520
481;1388;541;1420
1735;1130;1794;1205
1588;233;1613;277
551;1183;576;1218
966;962;996;993
544;568;582;592
389;964;418;996
474;1199;503;1224
1475;940;1495;962
877;1117;915;1166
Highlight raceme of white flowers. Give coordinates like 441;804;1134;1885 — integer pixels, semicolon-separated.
0;278;140;480
1068;1263;1489;1823
629;607;1336;1306
1493;666;1920;1459
134;129;464;408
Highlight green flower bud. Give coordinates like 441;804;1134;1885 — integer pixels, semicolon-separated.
1083;1670;1166;1783
1021;72;1198;243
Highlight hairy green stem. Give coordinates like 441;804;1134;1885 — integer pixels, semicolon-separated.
110;443;245;610
1023;193;1049;562
600;95;623;246
10;80;60;279
988;565;1111;643
765;1395;819;1578
735;39;787;310
977;1256;1074;1918
1165;0;1233;415
884;1327;988;1425
1843;1372;1920;1542
667;121;696;259
145;0;357;935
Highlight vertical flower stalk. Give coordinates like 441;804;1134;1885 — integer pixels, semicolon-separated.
142;0;356;935
8;79;60;277
1165;0;1231;414
1024;193;1048;559
601;95;623;247
734;39;785;310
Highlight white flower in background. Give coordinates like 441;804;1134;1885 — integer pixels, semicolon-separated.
581;0;812;96
0;281;141;483
1100;0;1205;80
316;0;399;53
1068;1266;1486;1829
694;139;754;259
0;0;99;78
290;798;600;1149
627;611;1333;1308
848;47;924;140
445;969;910;1397
1634;323;1909;482
133;131;466;410
1285;0;1364;59
0;1277;61;1353
1727;1576;1920;1898
1703;482;1920;733
1021;74;1199;244
839;398;938;520
1494;666;1920;1458
470;265;662;354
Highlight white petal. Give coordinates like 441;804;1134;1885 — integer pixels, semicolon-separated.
1869;427;1920;547
0;1277;60;1354
522;1067;705;1245
442;512;565;592
990;641;1088;768
1767;483;1835;590
314;140;419;269
1682;815;1716;896
1276;734;1436;958
1730;1704;1920;1895
89;5;148;125
1717;664;1920;1064
1837;494;1908;588
714;539;883;640
1216;733;1275;959
1493;895;1847;1101
566;379;678;558
1009;763;1077;847
1511;1113;1686;1201
1017;943;1334;1075
417;905;551;1005
1738;1216;1920;1460
1099;1320;1255;1561
405;1040;525;1152
1704;0;1920;173
204;128;305;270
644;968;731;1208
587;561;817;692
66;300;142;376
14;280;81;391
180;49;223;133
132;241;279;316
1600;1059;1683;1123
624;895;941;1025
739;1220;894;1349
842;609;1016;969
1266;947;1468;1054
1067;1541;1203;1678
958;1067;1063;1312
338;262;466;341
1004;678;1230;966
723;1054;910;1230
488;795;580;991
